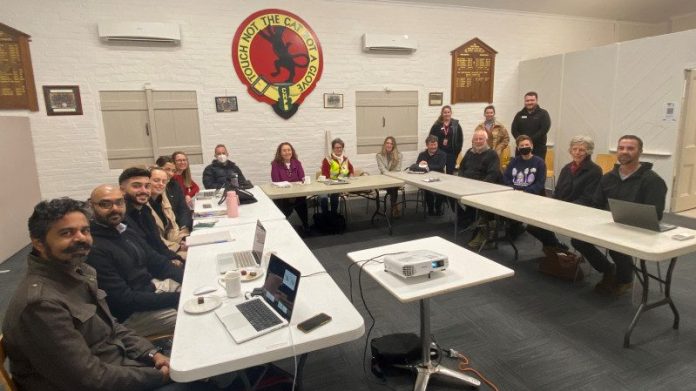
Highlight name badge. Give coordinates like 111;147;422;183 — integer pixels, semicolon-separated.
521;115;527;119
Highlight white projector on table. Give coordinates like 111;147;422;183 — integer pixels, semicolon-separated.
384;250;448;278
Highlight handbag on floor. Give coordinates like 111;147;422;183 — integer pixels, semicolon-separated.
540;246;584;282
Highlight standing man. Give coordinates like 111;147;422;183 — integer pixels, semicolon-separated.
1;198;172;390
202;144;251;190
511;91;551;159
571;135;667;296
416;135;447;216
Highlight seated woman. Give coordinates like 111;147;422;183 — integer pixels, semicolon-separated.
503;135;547;239
271;142;310;232
149;167;189;259
527;135;602;251
320;138;354;214
155;155;193;231
172;150;200;207
474;105;510;171
375;136;403;217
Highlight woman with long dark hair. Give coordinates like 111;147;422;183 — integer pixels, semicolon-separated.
428;105;463;175
271;142;310;232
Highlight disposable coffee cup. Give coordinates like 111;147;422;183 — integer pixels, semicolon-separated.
303;175;311;185
318;175;326;182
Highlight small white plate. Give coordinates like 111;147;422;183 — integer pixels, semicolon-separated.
240;267;264;282
183;296;222;314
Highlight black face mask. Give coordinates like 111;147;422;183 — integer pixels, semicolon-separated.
518;147;532;155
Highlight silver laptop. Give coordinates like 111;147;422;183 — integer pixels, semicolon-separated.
215;254;301;343
608;198;676;232
216;220;266;273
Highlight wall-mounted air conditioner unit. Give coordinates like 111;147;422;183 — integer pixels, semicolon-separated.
98;22;181;44
362;34;417;52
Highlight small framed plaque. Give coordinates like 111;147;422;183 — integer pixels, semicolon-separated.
43;85;82;116
215;96;238;112
429;92;443;106
323;93;343;109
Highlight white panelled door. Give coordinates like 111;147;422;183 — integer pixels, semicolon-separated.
672;70;696;212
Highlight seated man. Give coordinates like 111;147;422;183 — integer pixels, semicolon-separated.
120;167;183;262
88;184;183;336
571;135;667;296
2;198;173;390
457;129;501;247
416;135;447;216
202;144;250;190
156;155;193;231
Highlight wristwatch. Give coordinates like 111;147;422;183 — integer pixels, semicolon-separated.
147;347;163;361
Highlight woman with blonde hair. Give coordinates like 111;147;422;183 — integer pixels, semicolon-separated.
171;151;200;207
148;166;189;259
375;136;403;217
474;105;510;171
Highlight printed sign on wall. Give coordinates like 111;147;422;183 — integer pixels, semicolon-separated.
232;9;323;119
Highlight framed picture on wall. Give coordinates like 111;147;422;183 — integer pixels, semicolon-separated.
323;93;343;109
43;85;82;116
428;92;443;106
215;96;238;112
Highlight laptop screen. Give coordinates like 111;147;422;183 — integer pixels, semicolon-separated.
261;254;301;321
252;220;266;260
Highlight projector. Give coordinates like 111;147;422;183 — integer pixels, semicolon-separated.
384;250;448;278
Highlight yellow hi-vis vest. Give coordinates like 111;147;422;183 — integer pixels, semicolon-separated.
328;156;350;179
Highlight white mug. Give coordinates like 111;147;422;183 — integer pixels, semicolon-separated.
303;175;311;185
218;270;241;298
318;175;326;182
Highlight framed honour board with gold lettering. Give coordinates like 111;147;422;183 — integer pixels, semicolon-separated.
0;23;39;111
450;38;496;104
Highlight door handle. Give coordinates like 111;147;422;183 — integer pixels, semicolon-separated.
382;117;385;127
145;123;150;136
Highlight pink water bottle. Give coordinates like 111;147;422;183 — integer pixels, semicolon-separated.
226;191;239;217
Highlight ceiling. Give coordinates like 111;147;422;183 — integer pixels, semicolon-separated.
381;0;696;23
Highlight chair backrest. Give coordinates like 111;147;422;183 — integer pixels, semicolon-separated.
595;153;617;174
545;148;555;174
0;334;19;391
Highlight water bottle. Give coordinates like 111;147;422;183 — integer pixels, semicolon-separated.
226;191;239;217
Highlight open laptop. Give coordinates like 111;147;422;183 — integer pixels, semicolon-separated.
215;254;301;343
216;220;266;273
608;198;677;232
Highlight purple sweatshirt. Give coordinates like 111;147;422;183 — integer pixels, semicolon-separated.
271;159;306;182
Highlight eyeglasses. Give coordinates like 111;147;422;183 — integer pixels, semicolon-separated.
94;199;125;209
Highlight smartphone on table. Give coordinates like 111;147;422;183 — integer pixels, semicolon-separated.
297;313;332;333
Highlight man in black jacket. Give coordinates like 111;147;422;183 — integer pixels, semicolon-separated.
511;91;551;159
202;144;250;189
571;135;667;297
87;184;183;336
457;129;501;247
120;167;183;262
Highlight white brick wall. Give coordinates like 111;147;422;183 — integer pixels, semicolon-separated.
3;0;666;200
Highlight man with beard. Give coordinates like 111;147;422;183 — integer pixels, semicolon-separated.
119;167;183;262
202;144;250;190
457;129;502;248
1;198;173;390
571;135;667;296
87;184;183;336
511;91;551;159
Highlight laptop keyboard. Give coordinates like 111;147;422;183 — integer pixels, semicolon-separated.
237;299;283;331
234;251;257;268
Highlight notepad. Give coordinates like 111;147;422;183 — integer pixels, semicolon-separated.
186;230;234;247
272;181;292;188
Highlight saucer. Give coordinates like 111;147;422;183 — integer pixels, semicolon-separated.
183;296;222;314
240;267;264;282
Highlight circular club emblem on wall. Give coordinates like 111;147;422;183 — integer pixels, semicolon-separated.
232;9;323;119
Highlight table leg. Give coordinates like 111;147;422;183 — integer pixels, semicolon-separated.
413;299;480;390
624;258;680;348
370;189;393;235
295;353;309;391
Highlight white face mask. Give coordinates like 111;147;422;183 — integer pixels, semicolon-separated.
216;154;228;163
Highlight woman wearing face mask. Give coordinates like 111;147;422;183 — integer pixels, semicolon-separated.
271;142;310;232
474;105;510;171
171;151;200;206
429;105;463;175
503;135;546;195
149;167;189;259
375;136;403;217
320;138;354;214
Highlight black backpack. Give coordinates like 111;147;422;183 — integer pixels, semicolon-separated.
312;212;346;234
